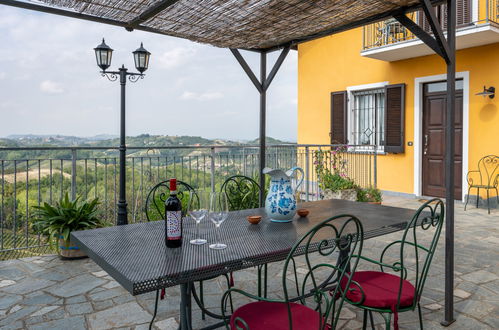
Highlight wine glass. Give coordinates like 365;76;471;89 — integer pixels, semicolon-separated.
188;191;208;245
209;192;229;250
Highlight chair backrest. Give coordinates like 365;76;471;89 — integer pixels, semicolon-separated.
144;179;196;221
281;215;364;330
220;175;261;211
380;198;444;310
477;155;499;187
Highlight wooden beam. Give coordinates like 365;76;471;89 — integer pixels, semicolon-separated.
127;0;180;29
420;0;451;63
263;46;290;91
230;49;263;93
393;13;449;62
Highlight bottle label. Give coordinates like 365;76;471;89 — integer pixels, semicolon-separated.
166;211;182;240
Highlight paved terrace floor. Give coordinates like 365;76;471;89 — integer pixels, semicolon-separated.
0;196;498;329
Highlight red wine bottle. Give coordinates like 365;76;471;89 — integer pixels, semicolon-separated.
165;179;182;248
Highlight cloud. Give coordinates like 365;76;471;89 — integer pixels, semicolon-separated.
40;80;64;94
180;91;224;101
0;72;5;80
156;46;197;69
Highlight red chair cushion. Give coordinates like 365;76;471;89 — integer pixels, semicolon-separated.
341;271;416;309
229;301;330;330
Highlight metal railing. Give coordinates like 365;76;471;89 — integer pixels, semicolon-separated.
363;0;499;50
0;144;376;259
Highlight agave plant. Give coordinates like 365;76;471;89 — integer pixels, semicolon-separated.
32;193;108;250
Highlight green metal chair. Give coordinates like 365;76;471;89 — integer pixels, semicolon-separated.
221;214;364;330
341;198;444;330
144;179;196;221
221;175;261;211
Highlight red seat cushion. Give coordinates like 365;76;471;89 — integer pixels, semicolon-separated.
341;271;416;310
229;301;330;330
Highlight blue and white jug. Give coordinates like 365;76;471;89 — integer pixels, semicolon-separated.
263;167;304;223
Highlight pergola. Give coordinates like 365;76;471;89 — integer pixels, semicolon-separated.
0;0;458;326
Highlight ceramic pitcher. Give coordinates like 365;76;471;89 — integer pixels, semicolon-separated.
263;167;304;222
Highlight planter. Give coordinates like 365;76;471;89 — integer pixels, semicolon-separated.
59;238;87;260
322;189;357;202
368;201;382;205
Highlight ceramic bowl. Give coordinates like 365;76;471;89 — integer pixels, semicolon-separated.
297;208;309;217
247;215;262;224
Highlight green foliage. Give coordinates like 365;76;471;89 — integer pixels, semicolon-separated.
32;193;108;251
356;186;383;203
314;148;356;192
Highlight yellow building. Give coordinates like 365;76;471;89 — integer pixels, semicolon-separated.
297;1;499;204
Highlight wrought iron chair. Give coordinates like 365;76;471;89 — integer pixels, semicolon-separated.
145;179;233;320
465;155;499;214
221;214;364;330
144;179;196;221
340;198;444;330
221;175;261;211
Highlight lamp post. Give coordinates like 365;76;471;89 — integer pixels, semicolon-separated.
94;39;151;225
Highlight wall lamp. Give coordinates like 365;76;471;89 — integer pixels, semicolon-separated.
476;86;495;99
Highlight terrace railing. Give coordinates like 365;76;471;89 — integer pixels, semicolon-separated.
363;0;499;50
0;144;376;259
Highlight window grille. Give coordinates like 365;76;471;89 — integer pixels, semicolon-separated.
351;88;385;147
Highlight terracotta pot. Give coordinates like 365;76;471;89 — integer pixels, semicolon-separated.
368;201;382;205
58;238;87;260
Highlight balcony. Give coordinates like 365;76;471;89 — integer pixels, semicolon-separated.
362;0;499;61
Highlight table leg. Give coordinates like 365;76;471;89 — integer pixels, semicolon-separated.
149;290;160;330
180;282;193;330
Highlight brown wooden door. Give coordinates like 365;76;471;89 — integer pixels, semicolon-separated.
422;81;463;199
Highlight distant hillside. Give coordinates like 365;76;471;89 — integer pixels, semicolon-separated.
0;134;295;160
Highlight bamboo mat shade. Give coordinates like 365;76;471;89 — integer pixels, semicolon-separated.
32;0;430;50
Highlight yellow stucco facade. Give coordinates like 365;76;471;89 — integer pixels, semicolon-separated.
297;27;499;198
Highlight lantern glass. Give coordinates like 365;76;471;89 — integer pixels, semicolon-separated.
133;43;151;73
94;39;113;71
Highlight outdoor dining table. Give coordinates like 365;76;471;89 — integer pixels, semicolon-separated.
71;198;420;330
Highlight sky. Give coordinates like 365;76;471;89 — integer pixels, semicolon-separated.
0;6;298;142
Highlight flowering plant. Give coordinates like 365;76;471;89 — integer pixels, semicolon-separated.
314;148;355;192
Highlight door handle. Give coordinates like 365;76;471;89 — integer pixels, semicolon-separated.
424;134;429;155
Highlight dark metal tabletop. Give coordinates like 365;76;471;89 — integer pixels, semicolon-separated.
71;199;417;296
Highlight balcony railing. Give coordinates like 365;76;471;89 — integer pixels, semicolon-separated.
363;0;499;51
0;144;377;259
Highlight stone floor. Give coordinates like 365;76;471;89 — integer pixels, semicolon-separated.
0;196;498;329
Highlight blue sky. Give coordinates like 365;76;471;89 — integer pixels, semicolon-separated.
0;6;298;142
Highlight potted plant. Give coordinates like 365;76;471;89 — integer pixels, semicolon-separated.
357;186;383;204
315;148;357;201
32;193;107;259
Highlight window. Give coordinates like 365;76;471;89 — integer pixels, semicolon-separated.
350;88;385;147
330;84;405;153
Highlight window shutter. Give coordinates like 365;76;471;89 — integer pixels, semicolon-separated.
384;84;405;153
330;91;348;145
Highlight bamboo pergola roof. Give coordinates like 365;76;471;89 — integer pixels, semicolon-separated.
2;0;438;51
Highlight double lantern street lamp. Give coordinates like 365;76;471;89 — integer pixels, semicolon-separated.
94;39;151;225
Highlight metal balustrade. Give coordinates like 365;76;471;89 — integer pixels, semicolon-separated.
363;0;499;51
0;144;376;259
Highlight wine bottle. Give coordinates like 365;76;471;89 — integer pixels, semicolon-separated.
165;178;182;248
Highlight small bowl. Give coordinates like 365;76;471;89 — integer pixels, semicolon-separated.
297;208;309;217
247;215;262;224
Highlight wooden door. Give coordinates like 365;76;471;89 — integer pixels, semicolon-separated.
422;81;463;199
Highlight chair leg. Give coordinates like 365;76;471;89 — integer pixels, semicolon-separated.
464;186;472;211
199;281;205;320
362;310;368;330
369;311;375;330
487;189;491;214
223;273;234;313
381;313;391;330
476;188;480;208
418;303;423;330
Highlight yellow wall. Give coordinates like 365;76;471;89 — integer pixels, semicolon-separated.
297;27;499;196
